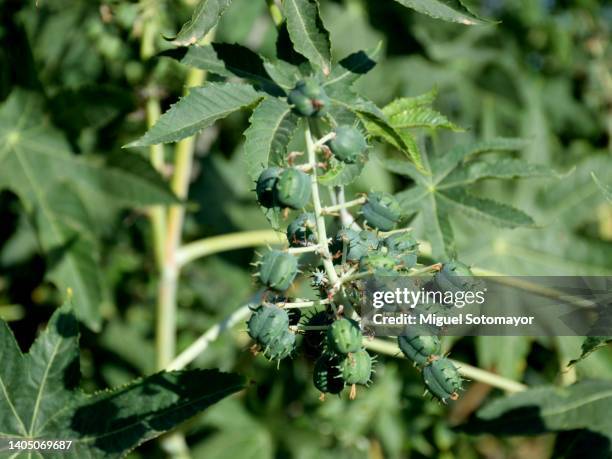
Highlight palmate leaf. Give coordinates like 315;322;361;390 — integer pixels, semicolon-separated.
162;44;284;96
0;91;178;330
127;82;262;147
170;0;232;46
383;89;462;132
323;44;382;88
282;0;331;73
363;90;466;172
462;380;612;444
392;0;489;26
0;302;244;458
389;138;550;258
243;97;299;181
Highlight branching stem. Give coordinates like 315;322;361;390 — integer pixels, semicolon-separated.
364;338;527;393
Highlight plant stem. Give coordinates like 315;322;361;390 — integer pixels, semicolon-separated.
156;36;211;371
321;196;366;215
364;338;527;393
177;230;285;267
305;123;339;285
286;244;323;254
145;97;167;270
266;0;283;27
168;299;260;371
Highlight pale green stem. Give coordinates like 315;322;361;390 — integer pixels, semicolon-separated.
167;303;254;371
266;0;283;27
305;123;339;285
364;338;528;393
146;97;167;269
156;32;212;371
177;230;285;267
321;196;366;215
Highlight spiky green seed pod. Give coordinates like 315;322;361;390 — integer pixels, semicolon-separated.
258;250;298;291
422;358;463;403
398;334;441;366
287;79;330;117
313;356;344;394
327;318;362;355
255;167;283;208
331;229;379;262
276;168;311;209
359;251;396;275
263;330;296;361
433;260;474;293
302;309;334;358
247;305;289;344
286;212;316;247
339;349;373;385
362;192;401;231
327;125;367;164
384;232;418;269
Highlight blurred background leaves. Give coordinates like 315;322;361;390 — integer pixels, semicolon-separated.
0;0;610;457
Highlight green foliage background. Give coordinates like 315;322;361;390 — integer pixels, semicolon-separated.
0;0;611;457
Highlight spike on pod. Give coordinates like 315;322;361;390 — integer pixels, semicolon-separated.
327;318;362;355
257;250;298;292
422;358;463;403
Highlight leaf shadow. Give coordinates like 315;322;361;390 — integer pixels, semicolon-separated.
70;370;242;454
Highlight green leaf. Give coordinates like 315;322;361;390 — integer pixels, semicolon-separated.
263;59;302;91
38;184;106;331
430;138;528;183
127;82;262;147
383;89;462;131
463;380;612;443
392;0;488;25
171;0;233;46
0;302;244;458
282;0;331;73
162;44;283;95
362;114;424;170
568;337;612;367
592;172;612;203
438;189;535;228
0;91;178;329
324;44;382;88
387;137;537;258
440;158;559;189
243;97;299;181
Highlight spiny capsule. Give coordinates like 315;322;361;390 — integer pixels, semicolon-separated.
398;334;441;366
361;192;402;231
331;228;379;262
338;349;373;385
276;168;311;209
257;250;298;291
286;212;316;247
433;260;474;293
327;318;362;355
422;358;463;403
247;305;289;344
359;252;396;275
384;232;418;269
287;78;330;117
255;167;283;208
313;356;344;395
303;309;334;357
327;125;368;164
262;330;296;361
